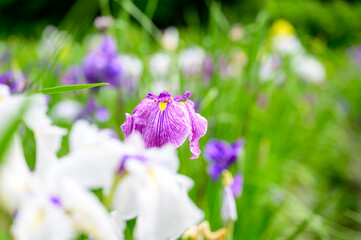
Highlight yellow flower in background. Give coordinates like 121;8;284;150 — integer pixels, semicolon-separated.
271;19;296;36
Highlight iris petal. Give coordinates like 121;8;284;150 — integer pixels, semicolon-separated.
141;102;191;148
183;101;207;159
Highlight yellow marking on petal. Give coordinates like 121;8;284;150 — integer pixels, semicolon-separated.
159;102;168;113
148;169;158;182
0;96;3;102
222;170;233;187
271;19;295;36
180;102;186;107
35;209;45;227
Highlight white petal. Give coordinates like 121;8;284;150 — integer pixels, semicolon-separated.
134;167;204;240
61;180;120;240
11;196;75;240
51;100;83;121
221;186;238;222
56;120;123;189
292;55;326;84
0;84;10;99
34;125;67;175
0;137;32;213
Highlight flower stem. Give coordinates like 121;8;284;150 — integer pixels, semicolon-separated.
225;221;234;240
103;172;127;211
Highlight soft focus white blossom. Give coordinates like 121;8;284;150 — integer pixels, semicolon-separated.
229;24;244;42
120;55;143;80
51;100;83;121
259;54;285;83
161;26;179;51
292;55;326;84
150;52;172;78
0;93;119;240
272;35;304;56
178;46;206;77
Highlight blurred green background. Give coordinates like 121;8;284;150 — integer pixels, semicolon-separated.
1;0;361;48
0;0;361;239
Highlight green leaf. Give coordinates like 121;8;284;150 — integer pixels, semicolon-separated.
32;83;109;95
0;103;26;164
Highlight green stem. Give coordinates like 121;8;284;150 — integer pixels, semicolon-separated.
99;0;111;16
225;221;234;240
103;172;127;210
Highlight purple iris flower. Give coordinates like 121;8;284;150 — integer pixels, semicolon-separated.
78;98;110;123
121;91;208;159
205;139;244;181
347;45;361;64
0;70;27;93
203;56;213;82
62;66;84;85
83;36;123;87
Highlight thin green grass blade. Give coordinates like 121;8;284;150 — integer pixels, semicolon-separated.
31;83;109;95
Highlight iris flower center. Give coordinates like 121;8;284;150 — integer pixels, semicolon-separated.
159;102;167;112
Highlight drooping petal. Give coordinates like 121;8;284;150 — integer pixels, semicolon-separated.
183;100;207;159
221;186;237;223
34;125;67;175
120;113;134;137
0;137;33;213
132;166;204;240
61;179;120;240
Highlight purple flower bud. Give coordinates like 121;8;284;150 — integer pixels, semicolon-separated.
203;56;213;82
121;91;208;159
230;173;243;198
205;139;244;181
0;70;27;93
78;98;110;123
94;16;114;32
96;107;110;122
83;36;123;87
49;195;62;207
62;66;84;85
347;45;361;64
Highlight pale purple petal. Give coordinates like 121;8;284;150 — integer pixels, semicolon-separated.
221;186;237;222
183;100;207;159
230;173;243;198
173;91;191;101
96;107;109;122
101;36;117;57
121;113;134;137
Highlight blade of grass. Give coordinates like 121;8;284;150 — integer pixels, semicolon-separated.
114;0;162;43
31;83;109;95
